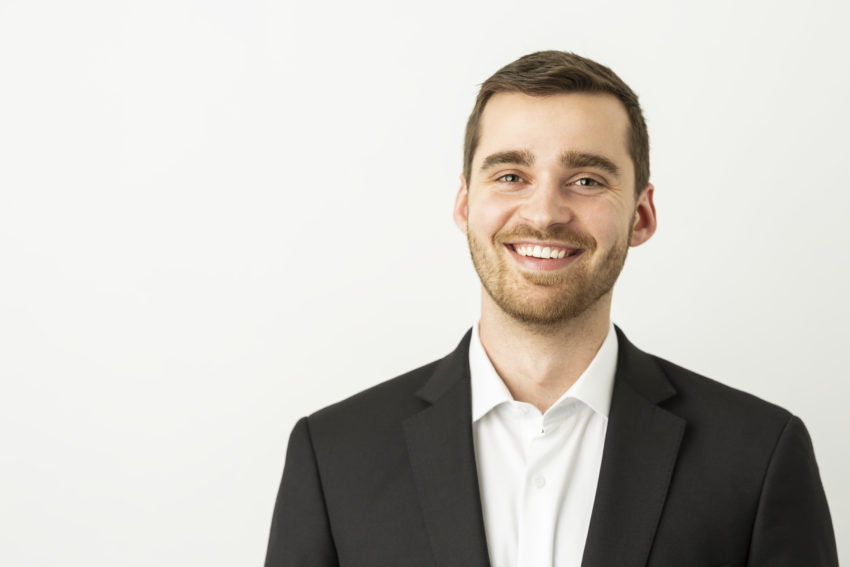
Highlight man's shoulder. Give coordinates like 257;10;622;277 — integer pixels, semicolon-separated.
315;358;438;418
302;355;446;450
649;353;793;437
305;330;472;433
617;327;793;429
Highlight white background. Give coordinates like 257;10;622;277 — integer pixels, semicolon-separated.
1;0;848;565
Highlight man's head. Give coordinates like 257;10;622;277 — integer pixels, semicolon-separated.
454;52;657;327
463;51;650;197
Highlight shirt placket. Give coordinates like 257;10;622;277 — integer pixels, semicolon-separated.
516;408;559;566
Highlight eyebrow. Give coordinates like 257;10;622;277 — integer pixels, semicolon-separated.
479;150;535;171
479;149;621;177
561;150;620;177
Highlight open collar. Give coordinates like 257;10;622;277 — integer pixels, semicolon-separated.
404;326;685;567
469;320;618;422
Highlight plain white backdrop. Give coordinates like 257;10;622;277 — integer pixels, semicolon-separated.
1;0;848;565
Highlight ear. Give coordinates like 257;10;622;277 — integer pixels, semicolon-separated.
630;183;657;247
452;173;469;234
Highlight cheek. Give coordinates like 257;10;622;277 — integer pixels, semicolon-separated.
468;196;515;237
580;203;633;244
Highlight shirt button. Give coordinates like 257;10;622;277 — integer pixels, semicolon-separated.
533;475;546;489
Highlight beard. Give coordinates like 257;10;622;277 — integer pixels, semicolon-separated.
467;222;631;326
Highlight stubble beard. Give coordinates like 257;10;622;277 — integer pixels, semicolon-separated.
467;224;631;327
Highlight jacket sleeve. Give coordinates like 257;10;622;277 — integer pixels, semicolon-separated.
747;415;838;566
265;417;339;567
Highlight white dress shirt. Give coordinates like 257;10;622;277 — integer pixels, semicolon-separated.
469;321;618;567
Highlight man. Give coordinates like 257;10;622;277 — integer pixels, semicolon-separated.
265;51;838;566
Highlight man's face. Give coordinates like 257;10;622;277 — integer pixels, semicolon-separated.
453;92;656;325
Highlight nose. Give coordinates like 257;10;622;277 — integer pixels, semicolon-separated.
517;176;572;230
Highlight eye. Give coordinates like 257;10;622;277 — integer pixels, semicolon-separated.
573;177;602;187
497;173;523;183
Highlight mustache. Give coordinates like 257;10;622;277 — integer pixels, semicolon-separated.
494;225;597;250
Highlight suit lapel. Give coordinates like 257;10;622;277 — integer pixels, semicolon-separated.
403;331;491;567
403;328;684;567
581;328;686;567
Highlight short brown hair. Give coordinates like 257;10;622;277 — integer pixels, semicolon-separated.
463;51;650;195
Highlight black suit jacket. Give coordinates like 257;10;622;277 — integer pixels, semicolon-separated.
265;328;838;566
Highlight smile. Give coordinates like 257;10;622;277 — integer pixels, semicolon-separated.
509;243;581;259
505;242;584;271
506;242;581;259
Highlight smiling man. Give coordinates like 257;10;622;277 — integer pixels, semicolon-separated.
265;52;838;567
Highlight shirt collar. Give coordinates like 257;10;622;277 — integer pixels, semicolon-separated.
469;320;619;422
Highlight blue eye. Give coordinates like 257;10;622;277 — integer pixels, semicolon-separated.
498;174;522;183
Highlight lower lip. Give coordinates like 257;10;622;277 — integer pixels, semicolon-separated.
505;245;584;271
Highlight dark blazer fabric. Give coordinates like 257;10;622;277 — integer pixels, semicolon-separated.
265;328;838;567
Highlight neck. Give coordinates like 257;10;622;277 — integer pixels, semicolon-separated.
477;289;612;413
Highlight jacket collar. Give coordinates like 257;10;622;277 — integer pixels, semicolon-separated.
404;326;685;567
403;330;491;567
580;327;685;567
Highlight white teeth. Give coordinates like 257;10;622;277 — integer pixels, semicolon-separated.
514;244;572;259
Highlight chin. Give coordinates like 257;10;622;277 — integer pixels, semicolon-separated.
488;287;603;326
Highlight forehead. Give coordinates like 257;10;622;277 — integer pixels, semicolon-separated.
475;92;632;168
